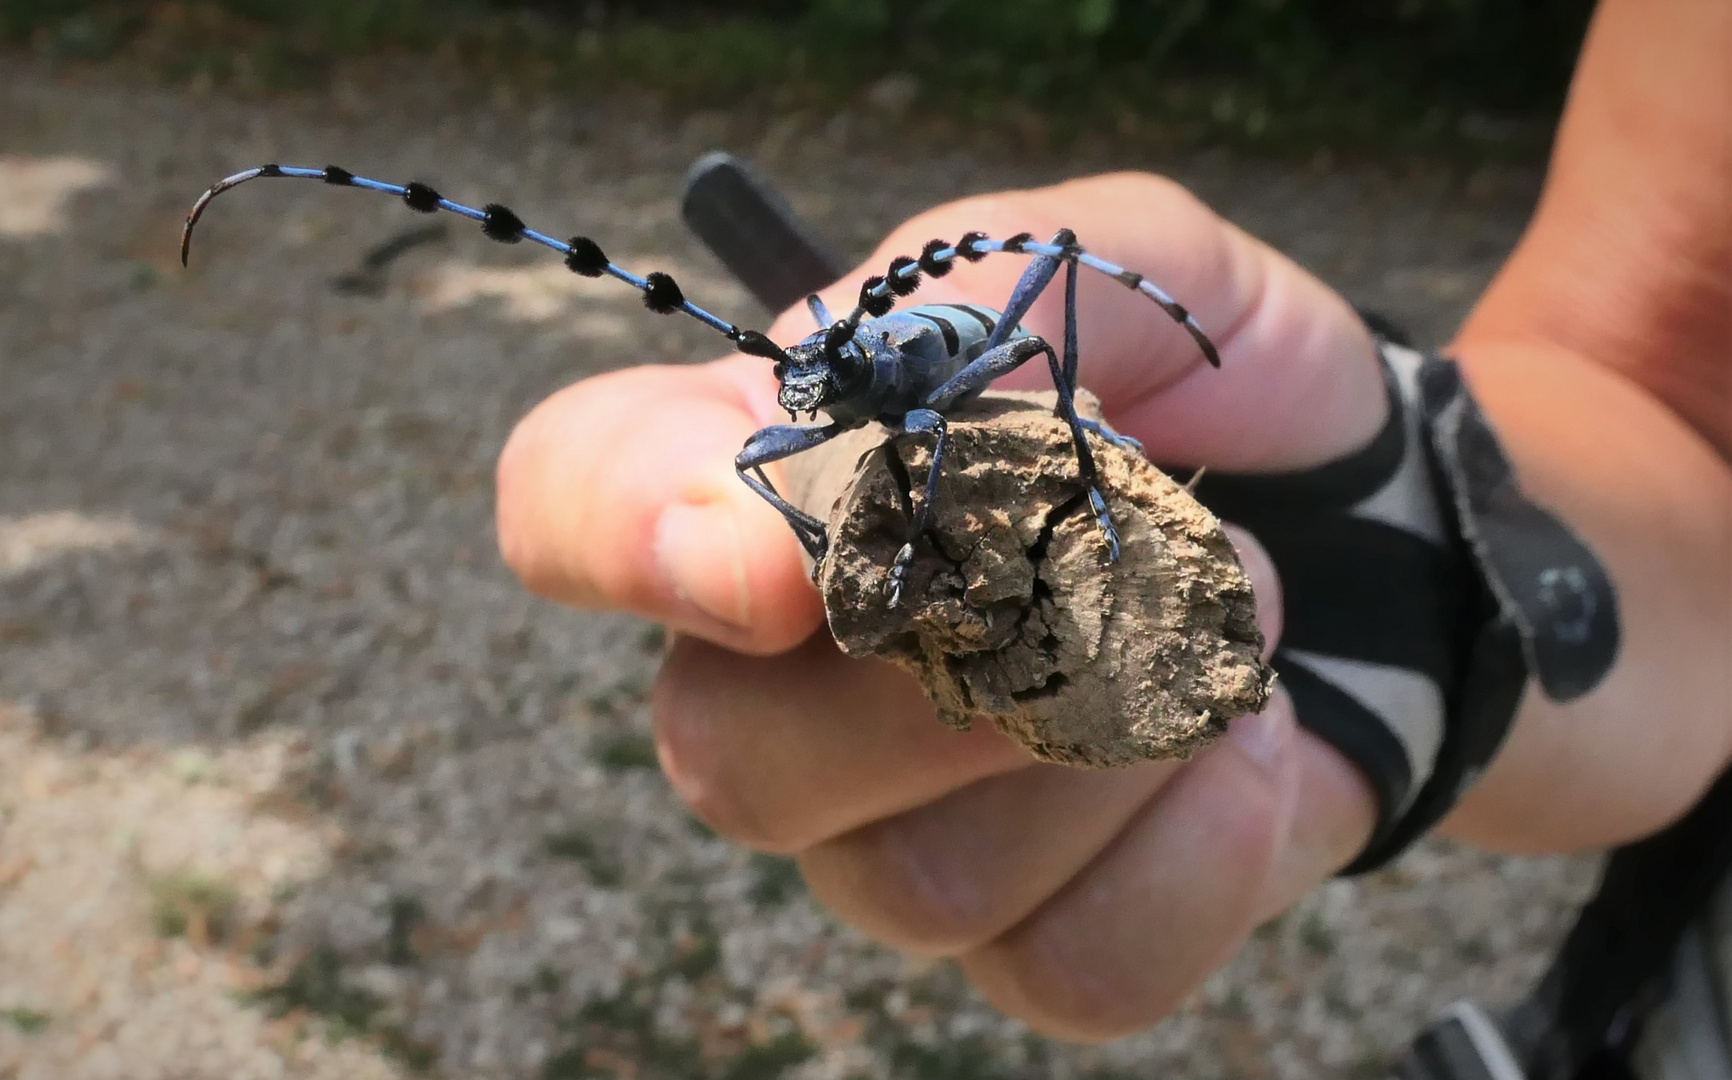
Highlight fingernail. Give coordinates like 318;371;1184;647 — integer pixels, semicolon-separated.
1229;708;1291;774
1221;524;1283;660
655;502;751;631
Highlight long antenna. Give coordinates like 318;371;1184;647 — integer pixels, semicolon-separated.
181;163;790;363
834;232;1221;368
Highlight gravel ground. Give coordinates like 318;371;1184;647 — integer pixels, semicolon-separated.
0;57;1598;1079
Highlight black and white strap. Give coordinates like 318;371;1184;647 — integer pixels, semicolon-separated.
1188;337;1620;872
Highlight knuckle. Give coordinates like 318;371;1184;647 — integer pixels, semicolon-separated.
997;946;1167;1041
969;923;1187;1042
668;765;800;854
803;822;1007;955
961;747;1293;1041
494;410;595;605
1087;169;1192;207
1224;779;1288;874
493;417;545;585
650;643;811;855
652;712;757;850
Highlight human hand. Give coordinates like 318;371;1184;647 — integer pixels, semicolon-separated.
495;173;1383;1038
1434;0;1732;852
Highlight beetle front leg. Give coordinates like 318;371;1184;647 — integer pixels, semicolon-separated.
735;422;846;565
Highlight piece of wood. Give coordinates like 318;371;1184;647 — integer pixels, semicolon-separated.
781;390;1274;768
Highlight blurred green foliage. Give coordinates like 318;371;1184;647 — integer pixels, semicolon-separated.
1;0;1593;155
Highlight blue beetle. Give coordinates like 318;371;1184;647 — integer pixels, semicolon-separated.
182;165;1220;607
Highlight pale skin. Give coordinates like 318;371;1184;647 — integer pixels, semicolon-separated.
494;0;1731;1042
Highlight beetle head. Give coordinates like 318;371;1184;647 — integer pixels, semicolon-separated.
775;328;867;419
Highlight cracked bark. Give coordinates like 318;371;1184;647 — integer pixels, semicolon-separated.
781;390;1275;768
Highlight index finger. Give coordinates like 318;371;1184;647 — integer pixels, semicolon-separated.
496;356;827;654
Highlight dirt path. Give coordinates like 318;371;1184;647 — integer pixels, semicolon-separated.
0;58;1595;1079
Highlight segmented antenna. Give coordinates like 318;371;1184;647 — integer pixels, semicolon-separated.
181;164;791;364
833;231;1221;369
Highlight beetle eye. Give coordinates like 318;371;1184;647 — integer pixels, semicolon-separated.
773;361;786;381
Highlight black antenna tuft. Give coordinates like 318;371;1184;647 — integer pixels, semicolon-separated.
481;203;526;242
857;276;895;318
564;236;608;277
402;182;441;212
642;272;685;313
886;256;921;296
919;239;953;278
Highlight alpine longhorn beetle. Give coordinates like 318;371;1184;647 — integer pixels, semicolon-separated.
181;164;1222;608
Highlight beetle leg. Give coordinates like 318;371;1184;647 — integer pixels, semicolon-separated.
1079;418;1144;456
886;408;950;609
735;422;846;565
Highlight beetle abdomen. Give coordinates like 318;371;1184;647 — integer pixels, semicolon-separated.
897;303;1027;364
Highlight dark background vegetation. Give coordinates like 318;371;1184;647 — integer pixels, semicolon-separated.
3;0;1594;158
